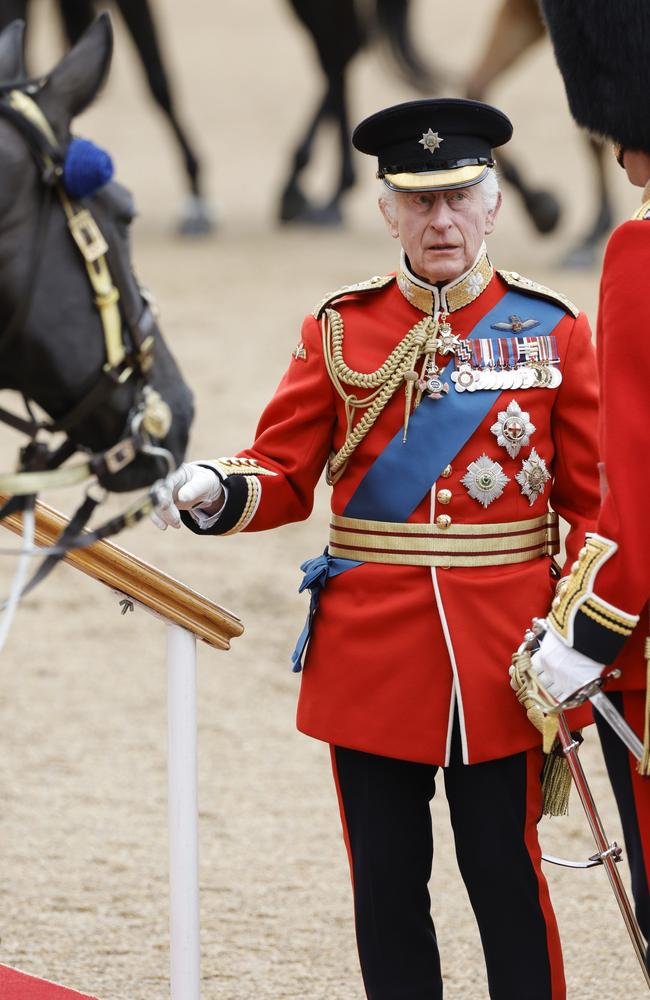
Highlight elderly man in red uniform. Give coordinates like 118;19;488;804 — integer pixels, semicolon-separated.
529;0;650;972
153;99;600;999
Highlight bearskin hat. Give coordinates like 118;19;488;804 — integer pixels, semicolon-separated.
540;0;650;153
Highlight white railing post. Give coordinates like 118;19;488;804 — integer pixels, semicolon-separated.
166;622;201;1000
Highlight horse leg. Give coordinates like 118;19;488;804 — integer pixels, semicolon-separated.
279;71;355;227
466;0;545;100
317;71;355;224
280;0;362;225
496;152;561;234
466;0;561;234
560;137;615;267
278;89;331;222
333;72;354;197
113;0;214;235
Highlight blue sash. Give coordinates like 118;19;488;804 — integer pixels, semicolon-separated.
292;289;566;670
291;550;360;671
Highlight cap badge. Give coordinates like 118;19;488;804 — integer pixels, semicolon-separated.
292;341;307;361
418;128;443;154
461;454;509;508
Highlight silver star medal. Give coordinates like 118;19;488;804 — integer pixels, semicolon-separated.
490;399;536;459
461;454;510;508
419;128;443;153
515;448;551;505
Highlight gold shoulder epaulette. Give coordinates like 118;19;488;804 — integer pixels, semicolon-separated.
631;198;650;221
312;274;394;319
497;269;579;318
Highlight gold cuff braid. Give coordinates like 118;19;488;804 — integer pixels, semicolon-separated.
221;477;261;536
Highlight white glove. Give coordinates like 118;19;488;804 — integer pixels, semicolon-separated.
151;463;224;530
530;628;604;703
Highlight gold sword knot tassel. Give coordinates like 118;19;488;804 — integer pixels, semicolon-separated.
510;649;569;816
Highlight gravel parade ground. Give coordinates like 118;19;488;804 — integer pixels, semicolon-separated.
0;2;645;997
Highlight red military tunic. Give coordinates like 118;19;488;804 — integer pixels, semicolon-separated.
185;247;600;765
548;205;650;749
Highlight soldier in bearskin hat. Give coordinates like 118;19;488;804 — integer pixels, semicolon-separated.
531;0;650;971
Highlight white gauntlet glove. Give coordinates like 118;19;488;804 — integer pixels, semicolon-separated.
530;629;604;703
151;462;224;530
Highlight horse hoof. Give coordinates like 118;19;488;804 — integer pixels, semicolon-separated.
524;190;562;234
177;195;217;236
299;202;344;226
279;186;311;222
279;200;344;227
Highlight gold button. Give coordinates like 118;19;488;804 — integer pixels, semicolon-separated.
441;464;452;479
571;561;580;575
437;489;452;505
435;514;452;529
552;597;561;610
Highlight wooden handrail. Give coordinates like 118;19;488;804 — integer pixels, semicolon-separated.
0;495;244;650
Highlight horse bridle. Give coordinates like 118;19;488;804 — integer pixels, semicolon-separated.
0;84;174;493
0;83;176;593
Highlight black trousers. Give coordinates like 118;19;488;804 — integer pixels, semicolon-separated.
595;691;650;969
331;730;564;1000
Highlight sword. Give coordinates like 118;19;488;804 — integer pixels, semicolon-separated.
517;624;650;990
553;713;650;988
588;689;643;761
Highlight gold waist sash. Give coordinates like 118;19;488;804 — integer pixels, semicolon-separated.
329;511;560;568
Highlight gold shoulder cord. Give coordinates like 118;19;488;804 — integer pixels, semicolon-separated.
322;307;440;483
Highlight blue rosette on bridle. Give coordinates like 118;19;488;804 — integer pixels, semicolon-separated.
290;548;361;672
63;137;114;198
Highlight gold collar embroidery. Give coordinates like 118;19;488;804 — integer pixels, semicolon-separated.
396;245;494;314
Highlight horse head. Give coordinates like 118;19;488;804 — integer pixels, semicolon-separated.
0;14;194;492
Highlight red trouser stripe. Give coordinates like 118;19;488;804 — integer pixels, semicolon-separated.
524;749;566;1000
330;745;355;890
624;692;650;892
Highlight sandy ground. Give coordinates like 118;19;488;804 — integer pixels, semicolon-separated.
0;1;647;998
